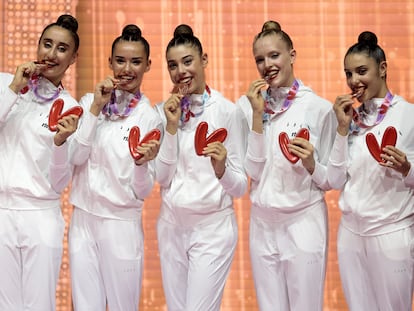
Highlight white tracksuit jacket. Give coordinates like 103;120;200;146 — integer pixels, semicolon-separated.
155;88;248;226
237;80;337;217
328;95;414;235
0;72;79;209
69;92;163;219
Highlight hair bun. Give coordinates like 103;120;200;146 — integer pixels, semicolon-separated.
173;24;193;38
56;14;78;33
358;31;378;47
122;24;142;40
262;20;281;32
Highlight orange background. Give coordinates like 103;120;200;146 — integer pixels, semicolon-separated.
1;1;414;310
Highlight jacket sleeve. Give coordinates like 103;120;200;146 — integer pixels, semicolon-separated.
0;75;19;126
244;130;267;181
327;132;349;190
131;118;164;199
49;142;73;193
155;131;178;188
48;95;81;193
69;96;98;166
218;106;248;198
311;108;338;191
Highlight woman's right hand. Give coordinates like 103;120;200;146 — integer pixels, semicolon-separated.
333;94;354;136
246;79;267;134
163;93;182;135
8;61;46;94
246;79;267;115
90;77;118;116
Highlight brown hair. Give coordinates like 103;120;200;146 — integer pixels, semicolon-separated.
253;20;293;50
166;24;203;56
39;14;80;52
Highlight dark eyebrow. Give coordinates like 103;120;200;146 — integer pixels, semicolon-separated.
114;56;144;61
42;38;70;48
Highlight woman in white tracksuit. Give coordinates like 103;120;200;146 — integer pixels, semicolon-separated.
328;31;414;311
67;25;162;311
0;15;80;311
236;21;337;311
155;24;247;311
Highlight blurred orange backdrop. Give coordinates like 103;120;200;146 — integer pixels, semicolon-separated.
1;0;414;310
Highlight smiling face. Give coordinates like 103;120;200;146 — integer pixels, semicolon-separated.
253;33;296;88
344;52;388;102
37;25;78;86
109;40;151;94
166;44;208;95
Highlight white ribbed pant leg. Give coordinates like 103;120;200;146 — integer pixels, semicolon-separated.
338;223;414;311
0;208;64;311
99;216;143;311
70;208;144;311
0;209;23;311
69;208;106;311
250;202;328;311
185;214;238;311
157;214;238;311
157;218;188;311
249;214;289;311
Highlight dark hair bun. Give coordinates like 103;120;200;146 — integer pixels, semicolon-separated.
173;24;193;38
56;14;78;33
122;24;142;40
358;31;378;47
262;20;281;32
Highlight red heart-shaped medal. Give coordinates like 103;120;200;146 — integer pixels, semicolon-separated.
279;128;310;164
194;121;228;156
48;99;84;132
128;126;161;160
365;126;397;163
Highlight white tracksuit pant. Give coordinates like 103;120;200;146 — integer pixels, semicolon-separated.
249;202;328;311
69;207;144;311
0;208;65;311
157;213;238;311
337;223;414;311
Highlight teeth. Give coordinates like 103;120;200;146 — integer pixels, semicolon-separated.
118;77;134;84
352;89;364;98
180;80;191;85
264;72;277;81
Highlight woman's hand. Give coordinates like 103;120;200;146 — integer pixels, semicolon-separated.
90;77;118;116
333;94;354;136
163;93;182;135
9;61;47;93
380;146;412;177
203;141;227;179
134;140;161;166
246;79;267;114
246;79;267;133
53;114;80;146
288;137;316;174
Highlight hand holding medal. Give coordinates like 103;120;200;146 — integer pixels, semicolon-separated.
10;60;48;94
